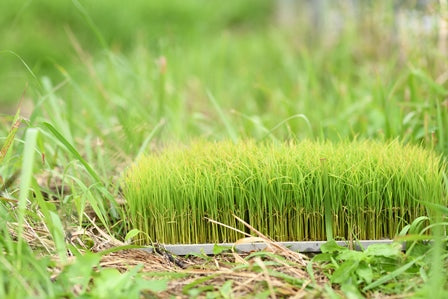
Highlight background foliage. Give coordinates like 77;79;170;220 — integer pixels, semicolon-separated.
0;0;447;297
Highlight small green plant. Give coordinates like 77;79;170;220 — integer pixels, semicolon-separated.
313;239;427;297
124;140;446;244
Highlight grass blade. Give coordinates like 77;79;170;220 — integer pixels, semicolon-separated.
262;114;313;140
362;256;424;291
0;107;22;165
42;122;101;183
0;50;40;86
71;0;108;49
435;98;446;153
17;128;39;261
410;67;448;96
136;118;166;160
31;179;68;261
206;90;238;143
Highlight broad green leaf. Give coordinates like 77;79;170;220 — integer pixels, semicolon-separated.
338;250;365;262
341;282;364;299
355;262;373;284
363;256;424;291
95;268;123;289
324;284;344;299
64;252;101;293
90;268;150;299
212;244;232;255
407;242;431;258
312;253;334;263
254;290;271;299
364;243;402;258
321;240;347;254
219;280;233;298
142;279;169;293
331;260;359;284
125;229;141;242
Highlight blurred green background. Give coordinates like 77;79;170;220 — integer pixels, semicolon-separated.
1;0;446;155
0;0;272;104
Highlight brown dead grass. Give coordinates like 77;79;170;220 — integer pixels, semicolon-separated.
97;214;330;298
6;198;329;298
99;247;327;298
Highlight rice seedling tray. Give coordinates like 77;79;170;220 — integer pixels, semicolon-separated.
124;140;446;245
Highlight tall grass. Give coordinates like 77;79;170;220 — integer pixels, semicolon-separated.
124;140;446;244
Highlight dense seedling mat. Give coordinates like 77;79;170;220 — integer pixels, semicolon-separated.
124;140;445;244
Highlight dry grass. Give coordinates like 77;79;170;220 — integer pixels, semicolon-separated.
98;214;330;298
100;248;328;298
7;202;330;297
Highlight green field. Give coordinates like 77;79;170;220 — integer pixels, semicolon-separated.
1;1;447;298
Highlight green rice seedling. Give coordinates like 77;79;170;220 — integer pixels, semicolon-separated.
124;140;446;244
